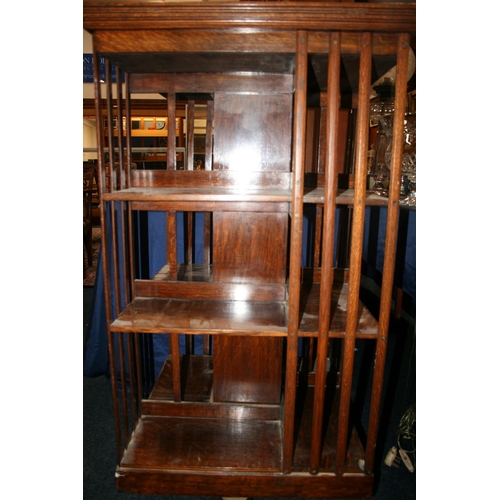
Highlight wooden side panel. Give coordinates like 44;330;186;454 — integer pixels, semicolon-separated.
213;336;283;404
213;93;292;172
212;212;288;284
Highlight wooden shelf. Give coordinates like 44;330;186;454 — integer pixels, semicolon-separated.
121;354;366;473
304;187;391;206
111;281;377;338
102;186;292;203
298;283;378;338
104;186;393;208
120;415;283;472
110;297;288;335
117;356;371;496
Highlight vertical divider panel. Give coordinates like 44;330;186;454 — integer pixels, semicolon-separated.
364;33;410;475
309;31;341;475
283;30;308;474
335;32;372;476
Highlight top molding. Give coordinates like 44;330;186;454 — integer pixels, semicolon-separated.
83;1;416;33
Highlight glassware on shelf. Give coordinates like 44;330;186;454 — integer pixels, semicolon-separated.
400;113;416;206
369;79;395;197
370;79;417;207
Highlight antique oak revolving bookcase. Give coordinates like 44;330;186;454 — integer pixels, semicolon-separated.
83;1;415;497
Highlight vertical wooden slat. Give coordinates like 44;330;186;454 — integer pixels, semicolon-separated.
115;67;131;307
115;66;124;190
203;99;213;355
125;75;136;298
170;334;182;402
364;33;410;475
177;109;185;170
116;68;137;427
167;94;179;278
314;206;323;267
185;101;195;263
134;332;144;416
205;99;214;171
167;93;176;170
105;60;116;193
185;211;193;265
124;73;139;422
106;59;121;318
186;100;195;171
203;335;211;356
309;31;341;474
167;210;178;279
117;332;131;443
203;212;211;266
335;32;372;476
93;49;122;462
106;61;132;450
125;73;132;185
203;100;213;263
283;30;308;474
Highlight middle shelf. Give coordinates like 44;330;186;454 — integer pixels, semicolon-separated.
111;266;378;338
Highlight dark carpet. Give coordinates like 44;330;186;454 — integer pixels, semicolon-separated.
83;285;416;500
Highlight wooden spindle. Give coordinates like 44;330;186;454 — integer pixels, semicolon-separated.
283;30;308;474
363;33;410;475
335;32;372;476
309;31;341;474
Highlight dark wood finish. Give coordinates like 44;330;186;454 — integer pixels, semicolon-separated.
130;169;292;189
142;400;282;421
363;32;411;476
130;72;293;94
283;29;309;474
310;32;341;474
84;3;415;32
213;93;292;172
336;31;373;476
110;297;288;335
115;468;373;498
120;415;283;471
298;283;378;337
136;272;287;302
212;212;288;283
213;336;283;404
85;1;415;497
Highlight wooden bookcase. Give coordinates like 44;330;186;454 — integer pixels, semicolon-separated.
83;2;415;497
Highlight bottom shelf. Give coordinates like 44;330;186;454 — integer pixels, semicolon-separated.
116;466;374;498
121;415;282;472
116;354;372;498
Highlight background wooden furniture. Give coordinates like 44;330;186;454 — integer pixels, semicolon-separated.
84;1;415;497
83;161;95;275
